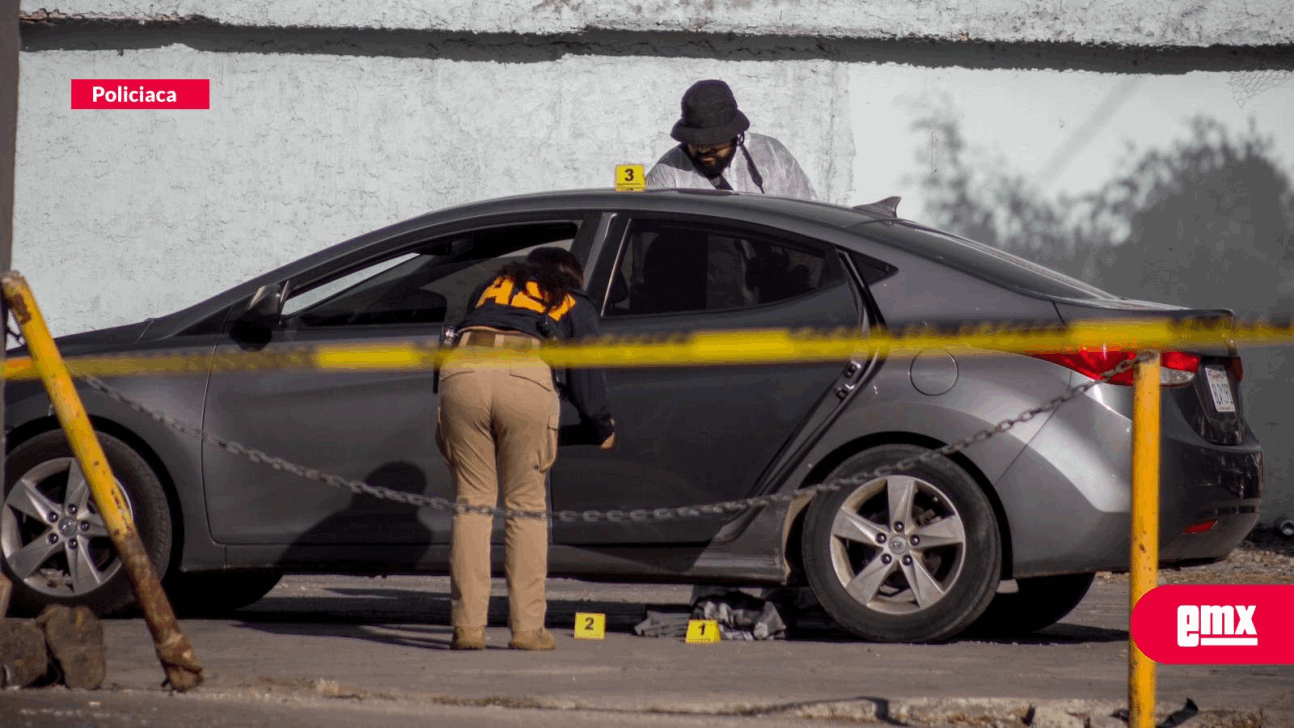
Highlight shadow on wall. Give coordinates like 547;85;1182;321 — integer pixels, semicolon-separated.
907;107;1294;526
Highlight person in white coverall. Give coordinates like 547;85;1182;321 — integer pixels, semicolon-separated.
645;79;817;199
647;79;821;617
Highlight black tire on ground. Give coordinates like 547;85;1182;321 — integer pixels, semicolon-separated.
164;570;283;617
1278;517;1294;538
801;444;1001;643
964;573;1096;637
2;431;173;617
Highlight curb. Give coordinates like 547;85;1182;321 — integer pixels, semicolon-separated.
172;677;1274;728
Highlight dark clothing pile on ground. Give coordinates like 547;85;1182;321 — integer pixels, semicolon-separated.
633;589;789;641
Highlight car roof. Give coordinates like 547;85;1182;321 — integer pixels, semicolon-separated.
403;187;888;229
269;189;886;292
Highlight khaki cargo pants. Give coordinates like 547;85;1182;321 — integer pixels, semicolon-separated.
435;338;560;634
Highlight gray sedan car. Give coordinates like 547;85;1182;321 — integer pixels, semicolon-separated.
2;189;1261;642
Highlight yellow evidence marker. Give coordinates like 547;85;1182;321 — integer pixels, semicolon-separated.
615;164;645;192
685;619;721;643
574;612;606;640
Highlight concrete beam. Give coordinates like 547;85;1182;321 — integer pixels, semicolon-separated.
18;0;1294;49
1;0;15;274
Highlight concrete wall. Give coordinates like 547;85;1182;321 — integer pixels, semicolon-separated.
13;5;1294;527
20;1;1294;46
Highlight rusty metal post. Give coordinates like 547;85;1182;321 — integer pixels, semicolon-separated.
0;272;203;690
0;0;20;618
1129;351;1161;728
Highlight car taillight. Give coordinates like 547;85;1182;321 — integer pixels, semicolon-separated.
1029;349;1200;386
1159;351;1201;386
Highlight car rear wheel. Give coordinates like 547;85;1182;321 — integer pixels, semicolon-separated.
965;572;1096;637
165;570;283;617
2;431;173;617
801;444;1001;643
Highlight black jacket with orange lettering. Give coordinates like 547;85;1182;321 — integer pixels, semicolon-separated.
455;275;615;443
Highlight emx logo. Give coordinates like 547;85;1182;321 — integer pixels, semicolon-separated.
1132;585;1293;664
1177;604;1256;646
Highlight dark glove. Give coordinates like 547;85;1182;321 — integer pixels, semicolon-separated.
558;420;604;446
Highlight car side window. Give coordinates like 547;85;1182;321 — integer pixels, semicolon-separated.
281;222;580;328
604;219;844;317
281;253;424;322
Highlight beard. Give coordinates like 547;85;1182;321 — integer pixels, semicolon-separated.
689;147;737;178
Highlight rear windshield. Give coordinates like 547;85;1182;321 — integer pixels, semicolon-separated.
856;222;1118;301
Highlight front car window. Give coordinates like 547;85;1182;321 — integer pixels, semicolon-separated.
281;221;580;328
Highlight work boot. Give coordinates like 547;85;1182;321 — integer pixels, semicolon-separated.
508;628;556;651
450;627;486;650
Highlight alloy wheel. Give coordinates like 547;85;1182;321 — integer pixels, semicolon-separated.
1;457;128;597
828;474;967;615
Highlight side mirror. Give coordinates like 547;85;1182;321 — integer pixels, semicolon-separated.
231;282;290;350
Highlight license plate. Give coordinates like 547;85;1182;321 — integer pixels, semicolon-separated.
1205;367;1235;413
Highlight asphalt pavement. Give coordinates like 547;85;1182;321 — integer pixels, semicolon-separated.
1;576;1291;727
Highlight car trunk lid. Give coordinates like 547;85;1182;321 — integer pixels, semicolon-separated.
1052;298;1246;445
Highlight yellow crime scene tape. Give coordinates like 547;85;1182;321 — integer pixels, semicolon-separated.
5;317;1294;380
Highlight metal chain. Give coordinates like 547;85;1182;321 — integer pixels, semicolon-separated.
75;353;1151;522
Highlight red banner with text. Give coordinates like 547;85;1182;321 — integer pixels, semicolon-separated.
71;80;210;110
1131;584;1294;664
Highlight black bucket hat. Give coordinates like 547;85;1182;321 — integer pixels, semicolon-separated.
670;80;750;146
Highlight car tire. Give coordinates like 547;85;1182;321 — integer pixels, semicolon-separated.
2;431;173;617
164;570;283;617
1277;516;1294;539
800;444;1001;643
963;573;1096;637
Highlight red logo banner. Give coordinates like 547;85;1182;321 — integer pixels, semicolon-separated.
1131;584;1294;664
71;80;210;109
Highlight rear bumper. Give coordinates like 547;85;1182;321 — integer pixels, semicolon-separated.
993;378;1262;579
1157;444;1261;564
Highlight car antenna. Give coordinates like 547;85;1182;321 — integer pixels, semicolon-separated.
852;196;901;219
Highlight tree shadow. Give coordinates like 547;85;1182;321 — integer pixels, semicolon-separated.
908;107;1294;318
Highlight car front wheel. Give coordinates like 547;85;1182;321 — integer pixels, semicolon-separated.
2;431;173;617
801;444;1001;643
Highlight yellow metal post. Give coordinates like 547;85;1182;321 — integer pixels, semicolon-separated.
1129;351;1160;728
1;272;203;691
